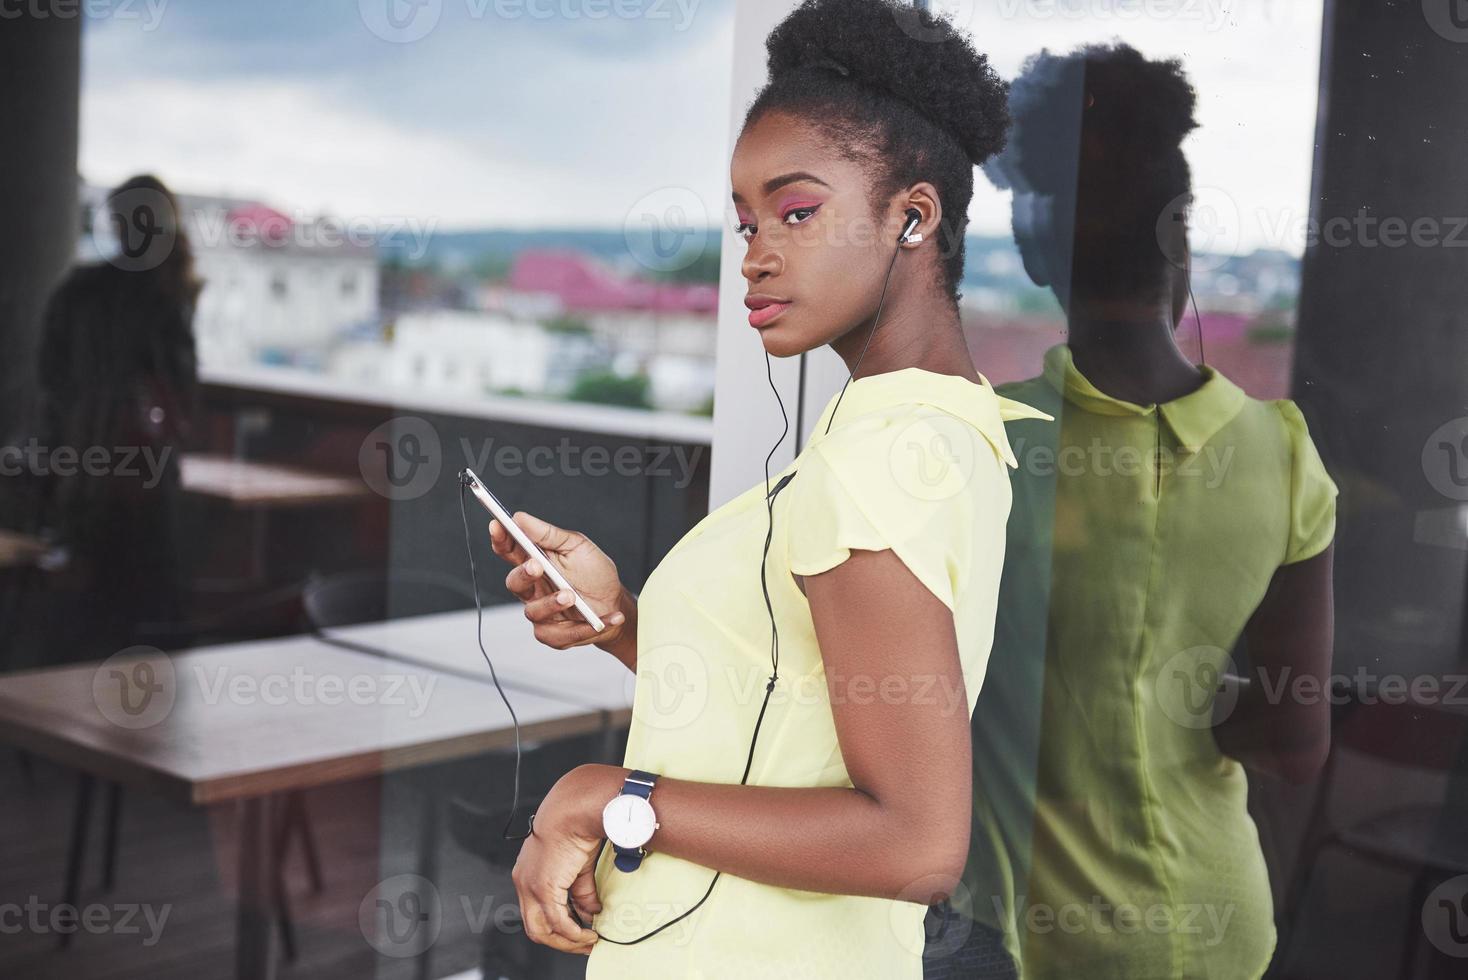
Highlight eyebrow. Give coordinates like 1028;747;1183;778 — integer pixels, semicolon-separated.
731;170;831;204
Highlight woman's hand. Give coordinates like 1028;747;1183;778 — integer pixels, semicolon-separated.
511;765;621;954
489;511;633;655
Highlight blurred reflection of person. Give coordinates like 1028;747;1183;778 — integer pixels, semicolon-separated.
36;174;202;660
954;44;1340;980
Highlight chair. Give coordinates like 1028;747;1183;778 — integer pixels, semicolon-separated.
1271;691;1468;979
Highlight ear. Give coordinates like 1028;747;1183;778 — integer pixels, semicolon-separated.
896;182;942;248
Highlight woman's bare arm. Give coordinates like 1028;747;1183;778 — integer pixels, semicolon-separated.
556;546;972;903
1212;541;1335;783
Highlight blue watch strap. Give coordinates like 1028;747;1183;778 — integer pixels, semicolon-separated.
624;769;658;799
610;770;659;872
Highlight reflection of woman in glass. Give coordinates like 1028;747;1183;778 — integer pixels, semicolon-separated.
960;44;1339;979
38;174;201;658
481;1;1056;976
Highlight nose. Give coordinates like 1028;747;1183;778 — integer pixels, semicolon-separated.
741;233;782;284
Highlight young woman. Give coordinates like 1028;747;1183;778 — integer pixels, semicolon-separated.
37;174;202;659
483;0;1052;975
961;44;1339;979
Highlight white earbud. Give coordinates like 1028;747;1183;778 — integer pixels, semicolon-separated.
899;208;923;245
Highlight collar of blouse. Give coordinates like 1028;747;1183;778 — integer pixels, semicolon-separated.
1039;342;1247;453
805;366;1056;469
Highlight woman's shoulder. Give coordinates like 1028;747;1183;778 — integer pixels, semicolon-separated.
1220;388;1323;455
788;400;1009;613
799;399;1013;520
811;398;995;464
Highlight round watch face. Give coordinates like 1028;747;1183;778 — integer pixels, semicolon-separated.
602;793;656;849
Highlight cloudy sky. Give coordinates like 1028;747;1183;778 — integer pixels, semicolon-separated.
80;0;1322;253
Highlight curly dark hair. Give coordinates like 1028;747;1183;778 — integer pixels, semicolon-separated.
984;42;1200;305
743;0;1010;311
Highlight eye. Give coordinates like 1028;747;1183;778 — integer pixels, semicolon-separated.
732;205;818;243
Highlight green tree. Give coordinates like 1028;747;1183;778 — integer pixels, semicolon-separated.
543;315;591;335
567;370;652;409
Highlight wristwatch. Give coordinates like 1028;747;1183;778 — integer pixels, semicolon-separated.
602;769;660;872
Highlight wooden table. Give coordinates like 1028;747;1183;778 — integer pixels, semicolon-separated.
0;624;629;980
179;454;371;509
179;453;373;584
311;605;635;714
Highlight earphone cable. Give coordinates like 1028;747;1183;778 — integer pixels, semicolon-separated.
557;223;908;944
824;240;905;437
592;346;793;945
592;224;909;944
459;482;533;842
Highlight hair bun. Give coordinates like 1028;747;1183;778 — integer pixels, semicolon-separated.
1079;44;1198;155
765;0;1009;167
986;42;1198;195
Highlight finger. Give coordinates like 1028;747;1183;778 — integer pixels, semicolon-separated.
538;892;599;948
505;561;554;602
532;618;614;651
517;893;567;951
488;520;530;564
570;868;603;918
512;510;580;555
533;931;595;955
523;588;580;622
525;588;624;631
522;896;597;952
567;897;596;928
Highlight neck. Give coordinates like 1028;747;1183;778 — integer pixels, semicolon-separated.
1064;296;1203;405
831;296;979;385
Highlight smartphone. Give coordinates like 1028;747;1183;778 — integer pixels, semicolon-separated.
459;467;606;632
